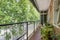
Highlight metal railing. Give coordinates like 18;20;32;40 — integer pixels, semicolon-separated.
0;20;40;40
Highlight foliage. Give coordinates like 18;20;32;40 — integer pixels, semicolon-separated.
41;24;55;40
0;0;39;24
5;32;11;40
56;34;60;40
55;29;60;40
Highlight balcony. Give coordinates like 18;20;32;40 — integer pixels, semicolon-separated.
0;0;60;40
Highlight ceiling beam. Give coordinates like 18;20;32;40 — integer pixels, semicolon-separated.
29;0;40;12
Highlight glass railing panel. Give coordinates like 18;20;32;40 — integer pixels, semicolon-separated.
28;22;34;36
0;23;24;40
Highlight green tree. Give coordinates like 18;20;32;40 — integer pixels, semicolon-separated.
0;0;39;24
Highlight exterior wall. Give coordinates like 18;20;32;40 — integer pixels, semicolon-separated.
54;0;59;24
53;0;60;24
58;0;60;24
47;0;54;24
48;0;60;25
58;5;60;24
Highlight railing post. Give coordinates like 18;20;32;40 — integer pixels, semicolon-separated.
34;21;35;32
26;22;28;40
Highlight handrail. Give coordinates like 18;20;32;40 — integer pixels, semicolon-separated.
17;32;26;40
0;20;40;26
0;20;40;40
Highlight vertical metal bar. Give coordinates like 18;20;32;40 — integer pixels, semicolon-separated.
34;21;35;32
26;22;28;40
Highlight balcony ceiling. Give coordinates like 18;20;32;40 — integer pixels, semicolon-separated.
30;0;51;11
35;0;51;11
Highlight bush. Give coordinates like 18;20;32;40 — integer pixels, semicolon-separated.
41;24;55;40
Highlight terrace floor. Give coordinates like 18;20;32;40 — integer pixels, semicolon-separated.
29;25;41;40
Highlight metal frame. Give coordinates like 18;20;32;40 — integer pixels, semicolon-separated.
0;20;40;40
